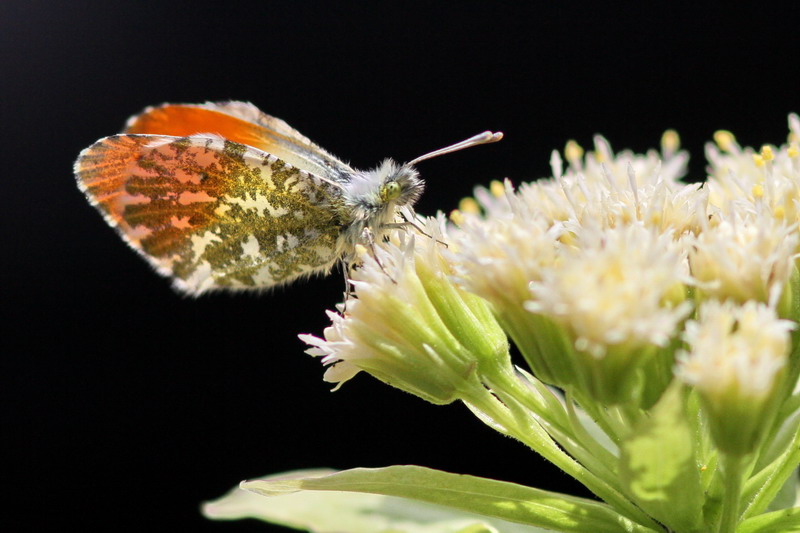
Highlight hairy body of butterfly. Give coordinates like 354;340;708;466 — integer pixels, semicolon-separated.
74;101;500;295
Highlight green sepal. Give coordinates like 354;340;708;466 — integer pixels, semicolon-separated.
415;258;510;377
506;311;581;388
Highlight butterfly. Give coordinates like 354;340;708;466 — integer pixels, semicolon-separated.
74;101;502;295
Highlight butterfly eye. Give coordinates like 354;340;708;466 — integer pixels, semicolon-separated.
381;181;402;202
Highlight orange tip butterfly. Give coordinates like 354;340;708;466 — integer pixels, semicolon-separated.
74;102;502;294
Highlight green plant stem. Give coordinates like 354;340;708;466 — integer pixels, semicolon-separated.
498;369;621;471
571;389;628;444
611;402;643;432
494;371;622;495
563;393;619;469
777;393;800;428
462;381;662;531
718;454;745;533
741;424;800;519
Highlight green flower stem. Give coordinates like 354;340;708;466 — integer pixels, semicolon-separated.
570;389;629;445
492;369;621;487
563;393;619;471
783;333;800;408
533;401;622;494
777;393;800;428
461;380;662;531
718;454;746;533
741;424;800;519
515;368;574;428
611;403;644;435
496;311;545;374
685;390;712;467
768;361;800;455
488;367;572;436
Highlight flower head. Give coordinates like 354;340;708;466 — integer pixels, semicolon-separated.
705;114;800;223
688;209;799;308
449;180;562;317
526;134;704;236
448;134;701;398
301;216;510;405
529;223;691;353
448;180;570;385
525;222;691;404
676;300;794;455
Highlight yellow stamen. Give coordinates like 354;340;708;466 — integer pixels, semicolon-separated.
649;212;663;227
458;197;481;215
490;180;505;198
449;209;465;226
788;143;799;158
752;184;764;199
558;232;576;246
760;145;775;161
714;130;736;152
661;129;680;153
565;140;584;163
752;154;765;167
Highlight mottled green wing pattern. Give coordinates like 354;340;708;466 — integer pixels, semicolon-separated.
75;134;345;294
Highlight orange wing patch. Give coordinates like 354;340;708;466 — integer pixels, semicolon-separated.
75;134;344;293
75;135;226;253
124;103;352;179
125;105;272;154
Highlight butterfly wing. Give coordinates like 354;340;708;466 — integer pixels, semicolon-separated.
124;102;355;181
75;134;346;294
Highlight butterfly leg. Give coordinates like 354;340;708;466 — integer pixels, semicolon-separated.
392;212;448;247
362;228;397;285
340;260;353;312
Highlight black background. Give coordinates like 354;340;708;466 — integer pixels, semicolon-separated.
4;2;800;531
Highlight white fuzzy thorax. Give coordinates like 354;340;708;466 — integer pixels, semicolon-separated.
336;158;424;260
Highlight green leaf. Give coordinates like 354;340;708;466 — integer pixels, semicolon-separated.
619;383;705;532
203;469;547;532
233;466;656;533
765;469;799;513
736;507;800;533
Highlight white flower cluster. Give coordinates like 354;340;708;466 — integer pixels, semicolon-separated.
302;216;509;404
451;114;799;351
303;114;800;422
525;223;692;357
678;300;792;400
676;299;794;455
451;143;693;361
283;115;800;533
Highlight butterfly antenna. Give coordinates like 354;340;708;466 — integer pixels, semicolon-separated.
406;131;503;166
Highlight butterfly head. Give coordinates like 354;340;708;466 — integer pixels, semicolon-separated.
377;160;425;208
343;160;424;224
345;131;503;224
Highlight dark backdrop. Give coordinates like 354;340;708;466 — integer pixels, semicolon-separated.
4;2;800;531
